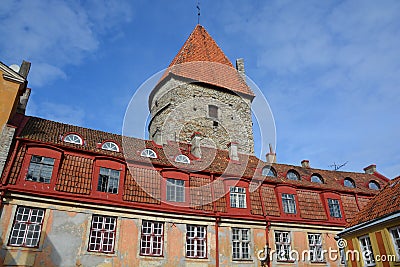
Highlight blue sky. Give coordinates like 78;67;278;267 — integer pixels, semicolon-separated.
1;0;399;178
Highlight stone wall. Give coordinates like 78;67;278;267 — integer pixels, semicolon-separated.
149;77;255;154
0;125;15;178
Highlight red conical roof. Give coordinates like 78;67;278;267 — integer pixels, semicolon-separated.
153;25;255;98
169;25;234;68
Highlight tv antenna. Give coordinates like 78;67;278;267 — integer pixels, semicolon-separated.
197;0;201;24
329;161;348;171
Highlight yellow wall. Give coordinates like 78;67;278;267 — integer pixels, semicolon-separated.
0;69;24;129
343;221;400;267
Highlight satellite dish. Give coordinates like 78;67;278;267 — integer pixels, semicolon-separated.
9;64;20;73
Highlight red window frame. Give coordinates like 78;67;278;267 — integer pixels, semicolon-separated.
8;206;45;248
140;220;164;256
87;215;117;253
19;145;62;190
91;158;125;200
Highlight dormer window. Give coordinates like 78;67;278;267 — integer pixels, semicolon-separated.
286;170;300;181
141;149;157;159
101;142;119;152
311;174;324;184
262;166;276;177
63;134;83;145
344;178;356;188
368;180;380;190
175;154;190;164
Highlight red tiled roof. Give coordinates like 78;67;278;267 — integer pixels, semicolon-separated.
347;176;400;227
17;116;386;196
297;190;327;220
151;25;254;103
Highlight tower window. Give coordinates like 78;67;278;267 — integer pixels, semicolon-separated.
208;105;218;119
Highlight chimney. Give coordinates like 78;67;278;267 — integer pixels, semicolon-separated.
191;132;202;158
17;88;31;114
266;143;276;163
301;160;310;168
363;164;376;174
236;58;245;78
19;60;31;79
152;128;162;145
228;142;239;161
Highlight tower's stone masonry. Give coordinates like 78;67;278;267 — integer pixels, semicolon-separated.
149;77;254;154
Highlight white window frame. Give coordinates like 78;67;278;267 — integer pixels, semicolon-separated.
88;215;117;253
359;235;376;267
26;155;55;183
308;233;324;262
282;193;296;214
186;225;206;258
368;181;380;190
101;142;119;152
328;198;342;218
275;231;292;261
311;174;323;184
230;186;247;208
8;206;45;247
97;167;120;194
232;228;250;260
140;148;157;158
390;226;400;261
63;133;83;145
166;178;185;202
262;166;276;177
286;170;300;180
344;178;356;188
175;154;190;164
140;221;164;256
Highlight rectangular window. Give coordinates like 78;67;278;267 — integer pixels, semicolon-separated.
308;233;324;262
166;178;184;202
88;215;116;253
208;105;218;119
328;199;342;218
390;226;400;260
186;225;206;258
230;187;247;208
282;194;296;214
97;167;120;194
232;228;250;260
8;206;45;247
359;235;375;267
275;231;291;261
26;155;55;183
140;221;164;256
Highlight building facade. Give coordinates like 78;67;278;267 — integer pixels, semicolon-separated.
338;176;400;267
0;25;390;267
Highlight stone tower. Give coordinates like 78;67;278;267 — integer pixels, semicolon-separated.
148;25;255;154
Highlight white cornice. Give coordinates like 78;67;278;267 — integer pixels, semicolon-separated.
0;61;25;84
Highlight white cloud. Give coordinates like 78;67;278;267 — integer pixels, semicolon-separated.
0;0;132;87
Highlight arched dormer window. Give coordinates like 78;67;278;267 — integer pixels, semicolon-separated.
63;133;83;145
286;170;300;181
344;177;356;188
311;174;324;184
101;142;119;152
262;166;276;177
141;148;157;159
175;154;190;164
368;180;380;190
